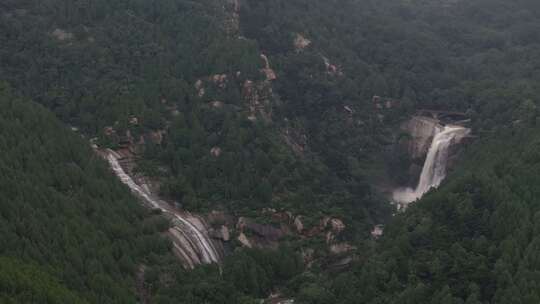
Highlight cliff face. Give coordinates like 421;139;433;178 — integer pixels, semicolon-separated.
390;116;445;188
402;116;440;160
204;209;356;269
392;115;472;199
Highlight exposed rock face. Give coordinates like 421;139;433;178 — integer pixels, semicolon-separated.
403;116;440;159
209;208;356;269
322;56;343;76
330;218;345;233
294;216;304;233
104;151;222;269
266;293;295;304
219;225;230;241
195;79;205;97
210;147;222;157
294;33;311;51
237;217;284;243
237;232;253;248
51;28;74;41
210;101;224;108
325;231;336;244
371;225;384;238
261;54;277;81
211;74;228;88
320;216;331;228
210;225;230;241
329;243;355;255
232;213;332;249
394;125;471;205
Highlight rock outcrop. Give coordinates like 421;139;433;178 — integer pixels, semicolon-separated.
294;33;311;52
402;116;440;159
322;56;343;76
51;28;74;41
226;209;355;268
236;217;285;248
294;216;304;233
237;232;253;248
210;147;222;157
371;225;384;238
261;54;277;81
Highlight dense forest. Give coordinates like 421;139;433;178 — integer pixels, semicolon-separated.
0;0;394;247
2;0;540;303
0;82;305;304
0;84;172;303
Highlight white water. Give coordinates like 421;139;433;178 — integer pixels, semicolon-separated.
106;151;219;264
393;125;470;204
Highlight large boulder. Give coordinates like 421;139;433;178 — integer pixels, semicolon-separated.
294;33;311;51
330;218;345;233
210;225;230;241
237;233;253;248
236;217;285;248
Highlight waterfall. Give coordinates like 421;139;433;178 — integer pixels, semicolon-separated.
393;125;470;204
105;150;220;266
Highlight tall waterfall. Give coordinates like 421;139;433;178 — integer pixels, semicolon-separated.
393;125;470;204
105;150;220;266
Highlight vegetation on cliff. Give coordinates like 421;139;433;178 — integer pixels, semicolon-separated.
0;0;392;244
0;85;174;303
1;0;540;303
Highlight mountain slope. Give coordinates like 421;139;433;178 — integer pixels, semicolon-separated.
0;84;176;303
320;119;540;304
0;0;391;241
2;0;540;303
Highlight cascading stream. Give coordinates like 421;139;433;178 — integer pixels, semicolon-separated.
106;150;220;265
393;125;470;204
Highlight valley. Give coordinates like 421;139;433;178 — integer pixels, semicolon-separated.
1;0;540;303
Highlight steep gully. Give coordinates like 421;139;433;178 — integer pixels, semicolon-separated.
393;123;470;205
105;149;220;268
102;114;467;265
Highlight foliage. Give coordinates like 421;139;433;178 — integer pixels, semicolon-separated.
2;0;540;303
0;85;177;302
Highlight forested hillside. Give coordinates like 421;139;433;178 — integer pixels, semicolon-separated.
234;0;540;302
0;84;305;304
0;84;175;303
300;117;540;304
2;0;540;303
0;0;393;240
